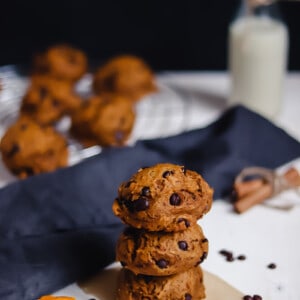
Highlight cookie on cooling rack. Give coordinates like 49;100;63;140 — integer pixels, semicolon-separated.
112;163;213;232
33;44;87;82
116;224;208;276
92;55;157;101
70;93;136;147
20;76;82;125
0;116;68;178
116;266;205;300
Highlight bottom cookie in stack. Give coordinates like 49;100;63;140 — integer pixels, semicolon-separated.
116;266;205;300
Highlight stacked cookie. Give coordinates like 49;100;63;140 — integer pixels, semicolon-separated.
112;163;213;299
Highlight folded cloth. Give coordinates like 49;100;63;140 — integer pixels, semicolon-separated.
0;105;299;300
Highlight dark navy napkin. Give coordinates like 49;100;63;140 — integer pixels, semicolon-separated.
0;106;300;300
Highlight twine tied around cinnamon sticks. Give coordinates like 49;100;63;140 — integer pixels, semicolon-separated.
232;166;300;213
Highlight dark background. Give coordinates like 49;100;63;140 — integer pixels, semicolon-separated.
0;0;299;71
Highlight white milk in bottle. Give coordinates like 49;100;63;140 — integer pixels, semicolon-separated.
228;0;288;120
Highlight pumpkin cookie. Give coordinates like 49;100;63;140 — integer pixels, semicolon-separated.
70;94;135;147
112;163;213;232
116;266;205;300
34;44;87;82
116;224;208;276
0;117;68;178
21;76;82;125
93;55;157;101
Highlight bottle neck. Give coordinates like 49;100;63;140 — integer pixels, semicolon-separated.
240;0;282;20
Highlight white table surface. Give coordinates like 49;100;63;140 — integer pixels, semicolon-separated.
158;71;300;300
1;69;300;299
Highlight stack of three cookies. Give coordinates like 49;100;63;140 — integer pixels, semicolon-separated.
112;163;213;299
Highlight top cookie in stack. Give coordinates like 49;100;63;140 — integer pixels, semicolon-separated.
112;163;213;232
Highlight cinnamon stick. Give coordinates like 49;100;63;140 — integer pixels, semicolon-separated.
233;167;300;214
234;178;265;198
234;183;272;213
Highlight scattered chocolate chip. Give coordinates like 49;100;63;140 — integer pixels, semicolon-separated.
219;249;235;261
141;186;150;196
243;296;253;300
185;293;192;300
178;241;188;251
237;255;246;261
169;193;181;206
156;259;168;269
226;254;234;262
7;143;20;157
253;295;263;300
133;197;149;212
162;170;174;178
267;263;276;269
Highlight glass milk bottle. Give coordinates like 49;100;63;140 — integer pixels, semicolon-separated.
228;0;289;120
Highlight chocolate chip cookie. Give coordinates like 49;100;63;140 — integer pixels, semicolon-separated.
116;224;208;276
112;163;213;232
70;93;135;147
92;55;157;101
33;44;87;82
116;266;205;300
0;117;68;178
21;76;82;125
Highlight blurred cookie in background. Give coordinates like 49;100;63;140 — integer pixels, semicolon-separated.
70;93;135;147
0;116;68;178
93;55;157;101
33;44;88;83
20;76;82;125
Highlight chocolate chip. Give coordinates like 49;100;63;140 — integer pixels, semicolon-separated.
178;241;188;251
243;296;253;300
169;193;181;206
219;249;234;261
178;218;190;228
141;186;150;196
162;170;174;178
52;99;60;107
39;86;48;99
201;238;208;244
226;254;234;262
124;181;133;188
200;252;208;263
133;197;149;212
20;123;28;130
237;255;246;261
156;259;168;269
267;263;276;269
120;261;127;267
142;275;154;284
68;54;77;64
7;143;20;157
253;295;262;300
185;294;192;300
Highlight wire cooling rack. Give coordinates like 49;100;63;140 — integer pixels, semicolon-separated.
0;65;224;187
